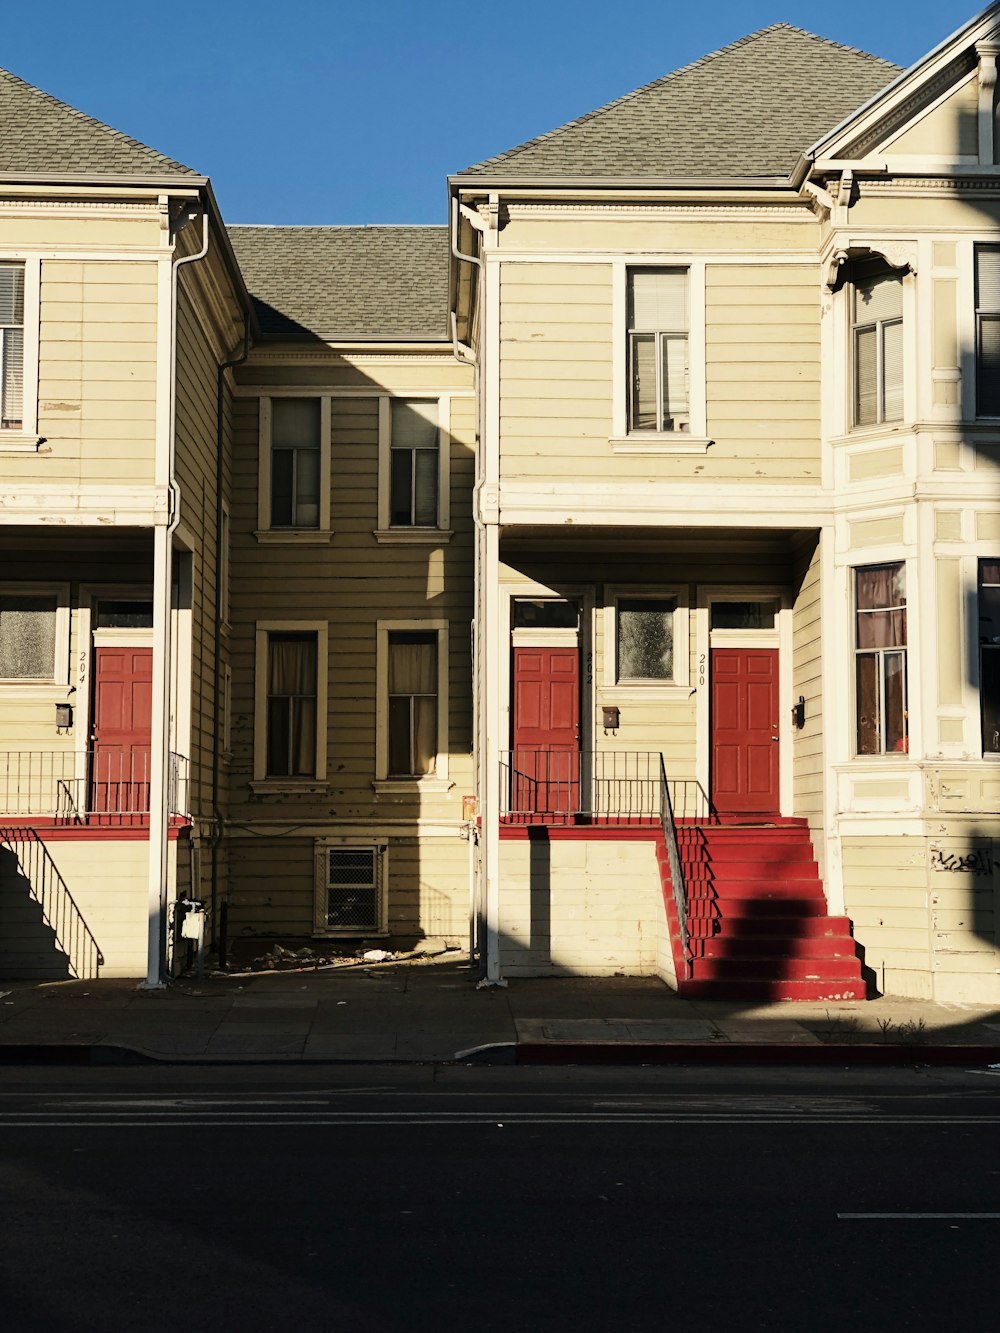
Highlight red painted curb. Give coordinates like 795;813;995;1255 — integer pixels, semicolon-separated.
515;1042;1000;1067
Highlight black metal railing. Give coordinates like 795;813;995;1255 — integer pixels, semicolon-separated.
0;750;189;823
0;826;103;979
659;754;691;978
500;749;662;823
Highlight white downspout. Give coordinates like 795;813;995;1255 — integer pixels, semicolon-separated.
143;205;210;989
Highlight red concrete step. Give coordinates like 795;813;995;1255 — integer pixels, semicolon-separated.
699;897;833;918
700;934;859;960
691;879;826;899
708;913;854;938
679;978;869;1001
691;955;863;982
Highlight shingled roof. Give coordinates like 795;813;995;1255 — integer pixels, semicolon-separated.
0;66;198;178
458;24;901;180
227;226;450;341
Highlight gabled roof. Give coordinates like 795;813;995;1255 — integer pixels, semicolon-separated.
227;226;450;341
457;24;900;181
0;66;198;179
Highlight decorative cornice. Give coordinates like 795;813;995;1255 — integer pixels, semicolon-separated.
845;51;977;158
504;201;810;220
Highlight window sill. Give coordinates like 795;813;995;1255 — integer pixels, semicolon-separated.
0;681;72;699
373;778;454;795
610;435;712;455
373;529;454;546
602;684;694;700
253;530;334;546
250;779;329;796
828;424;907;447
0;433;43;454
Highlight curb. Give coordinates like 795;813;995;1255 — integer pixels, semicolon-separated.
513;1042;1000;1067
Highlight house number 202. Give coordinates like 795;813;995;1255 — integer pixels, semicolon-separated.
698;654;706;687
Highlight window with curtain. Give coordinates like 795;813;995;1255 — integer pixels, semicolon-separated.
0;591;58;679
266;632;318;777
390;400;439;526
852;262;903;428
0;262;25;430
270;398;321;527
979;559;1000;754
616;598;676;681
387;631;438;776
855;563;907;755
975;247;1000;417
627;268;689;432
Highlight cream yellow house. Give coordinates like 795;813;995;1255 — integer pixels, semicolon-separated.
452;14;1000;1001
2;8;999;1003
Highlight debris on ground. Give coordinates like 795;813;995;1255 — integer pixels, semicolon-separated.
361;948;394;963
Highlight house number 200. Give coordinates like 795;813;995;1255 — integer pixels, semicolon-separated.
698;654;706;687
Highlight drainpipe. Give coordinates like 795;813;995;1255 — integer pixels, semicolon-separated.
210;314;251;960
144;203;210;989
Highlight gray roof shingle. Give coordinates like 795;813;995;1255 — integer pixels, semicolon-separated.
0;66;198;178
227;225;450;341
458;24;901;180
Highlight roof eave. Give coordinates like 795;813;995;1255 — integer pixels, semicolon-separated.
0;169;206;188
449;173;795;191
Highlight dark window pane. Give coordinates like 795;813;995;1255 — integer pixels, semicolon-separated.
95;600;153;629
977;314;1000;416
413;448;438;525
271;449;294;526
629;333;657;430
272;398;320;448
883;651;908;753
266;698;291;777
512;600;579;629
388;696;412;775
982;648;1000;753
295;447;320;528
856;653;880;755
618;598;675;680
390;449;412;525
710;600;777;631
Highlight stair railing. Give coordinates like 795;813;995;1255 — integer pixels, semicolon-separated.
658;755;691;979
0;826;103;979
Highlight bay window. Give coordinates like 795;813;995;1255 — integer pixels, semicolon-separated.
852;263;903;428
855;563;907;755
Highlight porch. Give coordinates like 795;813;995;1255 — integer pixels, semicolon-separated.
0;749;190;826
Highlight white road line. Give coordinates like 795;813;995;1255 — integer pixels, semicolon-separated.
838;1213;1000;1219
2;1115;1000;1127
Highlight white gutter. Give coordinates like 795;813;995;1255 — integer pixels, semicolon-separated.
144;205;210;989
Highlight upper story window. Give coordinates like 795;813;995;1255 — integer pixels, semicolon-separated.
852;263;903;428
854;563;907;756
627;268;689;433
271;398;321;528
975;247;1000;418
390;400;439;526
979;559;1000;755
0;262;25;430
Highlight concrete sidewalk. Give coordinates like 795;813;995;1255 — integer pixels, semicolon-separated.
1;958;1000;1065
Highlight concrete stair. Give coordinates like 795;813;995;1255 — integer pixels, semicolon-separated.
659;819;867;1001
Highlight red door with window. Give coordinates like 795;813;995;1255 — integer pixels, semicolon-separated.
91;647;153;822
511;647;580;819
711;648;779;816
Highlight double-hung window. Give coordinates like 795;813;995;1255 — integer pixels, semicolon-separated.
852;263;903;428
855;563;908;755
270;398;321;528
265;631;318;778
979;559;1000;754
627;268;689;433
0;262;25;430
975;247;1000;417
390;400;439;527
387;631;438;777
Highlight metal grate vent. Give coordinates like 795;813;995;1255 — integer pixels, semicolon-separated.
325;848;381;932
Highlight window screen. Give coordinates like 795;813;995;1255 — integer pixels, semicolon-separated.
0;592;57;679
617;598;675;681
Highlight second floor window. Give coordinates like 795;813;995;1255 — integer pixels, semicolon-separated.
975;247;1000;418
855;563;907;755
852;263;903;427
271;398;321;528
0;262;24;430
266;631;318;777
390;400;439;526
627;268;689;432
979;559;1000;754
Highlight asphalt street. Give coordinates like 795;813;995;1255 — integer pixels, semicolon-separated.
1;1064;998;1332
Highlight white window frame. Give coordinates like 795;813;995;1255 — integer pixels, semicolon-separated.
974;244;1000;420
255;396;333;544
852;562;909;758
375;619;449;788
603;587;689;696
0;581;70;692
375;394;452;543
611;259;708;453
253;620;328;786
313;838;388;936
0;257;41;452
850;263;904;430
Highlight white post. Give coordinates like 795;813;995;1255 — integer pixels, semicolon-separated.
145;523;172;987
482;521;502;981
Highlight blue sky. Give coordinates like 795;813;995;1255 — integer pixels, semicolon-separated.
2;0;982;224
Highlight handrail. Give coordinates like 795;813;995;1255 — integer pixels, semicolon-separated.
0;825;103;979
658;753;691;979
0;750;189;821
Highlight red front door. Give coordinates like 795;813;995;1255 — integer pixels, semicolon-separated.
91;647;153;821
711;647;779;816
511;646;580;817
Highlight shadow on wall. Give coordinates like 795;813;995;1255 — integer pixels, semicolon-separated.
0;836;103;980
